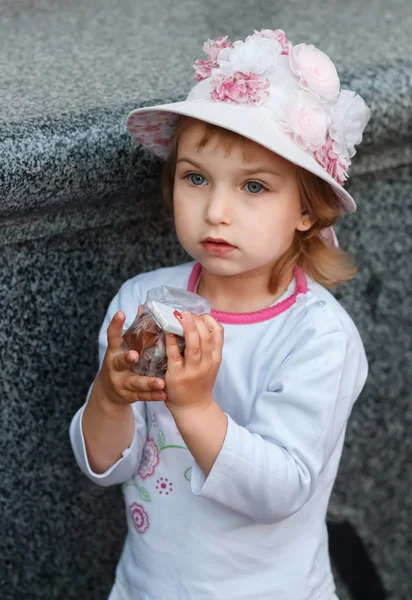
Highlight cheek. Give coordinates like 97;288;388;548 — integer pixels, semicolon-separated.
243;202;299;246
263;193;302;228
173;192;198;237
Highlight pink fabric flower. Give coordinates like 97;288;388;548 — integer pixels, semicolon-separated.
203;36;232;62
193;36;233;81
193;59;216;81
138;438;159;478
313;135;351;185
129;503;149;534
252;29;291;55
289;43;340;102
278;91;330;151
211;71;270;105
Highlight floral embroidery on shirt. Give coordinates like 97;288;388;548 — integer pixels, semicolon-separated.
147;408;186;449
137;432;188;480
138;438;160;478
122;480;152;503
156;477;173;495
157;429;187;453
124;409;193;519
151;410;159;429
129;502;150;534
138;487;151;502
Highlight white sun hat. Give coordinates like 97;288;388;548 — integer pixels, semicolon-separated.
126;29;371;247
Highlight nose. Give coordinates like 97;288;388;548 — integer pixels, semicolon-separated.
203;186;233;226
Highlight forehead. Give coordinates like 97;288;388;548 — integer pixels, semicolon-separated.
176;119;285;167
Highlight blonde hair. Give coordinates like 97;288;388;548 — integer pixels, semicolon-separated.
161;116;358;293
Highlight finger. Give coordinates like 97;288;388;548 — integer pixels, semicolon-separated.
133;389;167;402
165;332;184;375
193;314;214;353
181;312;202;367
138;304;144;316
200;314;224;361
112;349;140;372
141;391;168;402
128;374;165;393
124;389;167;402
107;311;126;352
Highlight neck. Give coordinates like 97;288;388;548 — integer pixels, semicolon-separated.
196;265;295;313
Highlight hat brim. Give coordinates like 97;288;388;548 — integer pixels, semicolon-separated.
126;98;353;248
127;98;356;211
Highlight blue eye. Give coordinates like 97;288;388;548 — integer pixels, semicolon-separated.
246;181;265;194
185;174;267;193
187;173;206;186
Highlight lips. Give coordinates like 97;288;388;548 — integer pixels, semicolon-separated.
201;237;235;247
201;237;237;257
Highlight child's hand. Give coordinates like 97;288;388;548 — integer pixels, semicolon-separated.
164;311;224;414
95;310;167;406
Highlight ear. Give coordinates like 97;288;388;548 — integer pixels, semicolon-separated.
296;211;315;232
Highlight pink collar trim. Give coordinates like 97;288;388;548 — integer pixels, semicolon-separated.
187;263;308;325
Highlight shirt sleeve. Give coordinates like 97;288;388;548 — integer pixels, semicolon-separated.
190;327;368;524
69;279;147;487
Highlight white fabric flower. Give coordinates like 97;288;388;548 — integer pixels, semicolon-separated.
277;91;330;152
289;43;340;102
217;36;282;77
329;90;371;158
252;28;291;55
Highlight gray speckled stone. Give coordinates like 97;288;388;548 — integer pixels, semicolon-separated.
1;0;412;215
1;189;188;600
1;1;412;598
2;166;411;600
331;168;412;600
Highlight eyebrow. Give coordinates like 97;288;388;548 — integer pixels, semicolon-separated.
176;157;285;178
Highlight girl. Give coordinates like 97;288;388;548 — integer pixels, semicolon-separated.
70;29;371;600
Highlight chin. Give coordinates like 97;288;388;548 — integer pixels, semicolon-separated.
198;258;248;277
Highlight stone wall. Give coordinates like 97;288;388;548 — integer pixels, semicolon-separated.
1;1;411;598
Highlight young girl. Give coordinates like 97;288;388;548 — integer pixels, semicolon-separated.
70;29;371;600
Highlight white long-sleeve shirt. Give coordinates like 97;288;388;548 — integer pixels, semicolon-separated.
70;261;368;600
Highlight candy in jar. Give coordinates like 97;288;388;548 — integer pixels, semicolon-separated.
122;285;211;378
